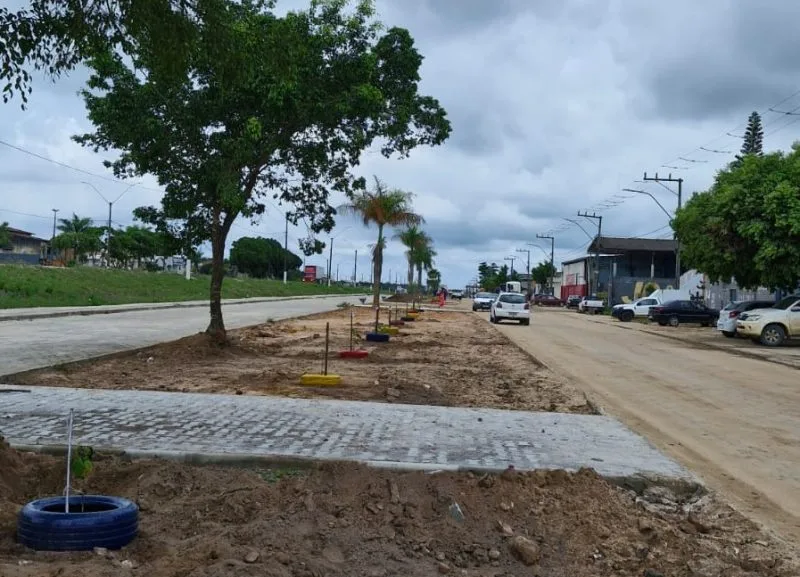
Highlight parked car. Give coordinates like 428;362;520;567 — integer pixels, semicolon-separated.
647;300;719;327
565;295;582;309
472;292;496;311
535;294;564;307
578;296;605;314
736;294;800;346
716;300;776;338
449;289;464;300
490;292;530;325
611;296;661;322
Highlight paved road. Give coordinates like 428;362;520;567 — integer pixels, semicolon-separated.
0;296;361;375
0;384;690;480
495;308;800;542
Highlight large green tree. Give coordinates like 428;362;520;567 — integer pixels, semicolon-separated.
70;0;450;341
531;260;556;289
340;176;423;306
229;236;302;279
673;145;800;291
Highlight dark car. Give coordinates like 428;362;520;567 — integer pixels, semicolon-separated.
648;300;720;327
536;294;564;307
565;295;582;309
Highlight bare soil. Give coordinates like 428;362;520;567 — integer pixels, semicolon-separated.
497;308;800;544
7;307;593;413
1;440;797;577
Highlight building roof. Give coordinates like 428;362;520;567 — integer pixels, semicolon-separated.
587;236;677;254
7;227;48;243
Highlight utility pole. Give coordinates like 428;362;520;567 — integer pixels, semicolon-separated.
327;237;334;287
536;234;555;295
282;212;289;284
504;256;516;276
353;249;358;285
577;211;602;296
516;248;531;292
50;208;59;261
643;172;683;288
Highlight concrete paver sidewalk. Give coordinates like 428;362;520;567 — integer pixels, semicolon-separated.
0;385;691;480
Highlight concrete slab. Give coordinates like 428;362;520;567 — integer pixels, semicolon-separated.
0;385;692;480
0;296;362;376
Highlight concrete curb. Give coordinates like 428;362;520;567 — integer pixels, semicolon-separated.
9;442;703;493
593;318;800;371
0;293;362;323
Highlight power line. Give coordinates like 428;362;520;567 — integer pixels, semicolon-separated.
0;139;163;193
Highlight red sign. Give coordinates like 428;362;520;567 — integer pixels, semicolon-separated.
303;265;317;282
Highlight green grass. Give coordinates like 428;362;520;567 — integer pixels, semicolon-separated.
0;265;364;309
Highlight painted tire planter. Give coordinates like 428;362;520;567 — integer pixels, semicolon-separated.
389;320;405;327
365;332;390;343
377;326;400;336
17;495;138;552
400;316;415;322
300;373;343;386
338;350;369;359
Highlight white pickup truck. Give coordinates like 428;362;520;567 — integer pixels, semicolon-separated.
578;296;605;314
611;296;661;322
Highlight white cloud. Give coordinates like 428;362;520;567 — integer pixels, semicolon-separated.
2;0;800;288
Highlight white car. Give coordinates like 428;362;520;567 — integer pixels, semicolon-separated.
490;292;530;325
736;294;800;346
472;291;496;311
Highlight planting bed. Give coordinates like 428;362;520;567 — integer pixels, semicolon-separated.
7;308;593;413
1;440;797;577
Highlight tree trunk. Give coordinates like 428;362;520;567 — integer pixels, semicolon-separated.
372;226;384;307
417;265;423;297
206;209;234;343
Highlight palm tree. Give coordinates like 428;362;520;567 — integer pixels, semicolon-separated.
339;176;423;306
54;213;102;263
396;225;428;291
413;240;436;301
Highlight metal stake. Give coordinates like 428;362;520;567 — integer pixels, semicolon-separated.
349;310;354;351
65;409;74;513
323;322;330;375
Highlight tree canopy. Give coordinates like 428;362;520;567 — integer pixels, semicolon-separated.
477;261;509;291
0;222;11;249
531;260;556;289
229;236;302;279
673;145;800;291
51;214;103;263
67;0;450;341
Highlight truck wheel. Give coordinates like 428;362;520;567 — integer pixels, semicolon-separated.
520;319;530;326
619;310;634;322
668;315;679;327
722;331;736;338
760;324;786;347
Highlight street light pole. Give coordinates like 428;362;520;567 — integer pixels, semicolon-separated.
642;172;683;288
327;237;334;288
516;248;530;292
504;256;516;276
353;249;358;285
536;234;555;295
50;208;59;261
283;212;289;284
81;181;139;266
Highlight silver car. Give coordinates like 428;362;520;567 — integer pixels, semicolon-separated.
472;292;496;311
716;299;775;337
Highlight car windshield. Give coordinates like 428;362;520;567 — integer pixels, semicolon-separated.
722;302;737;310
774;295;800;309
475;293;494;299
499;294;526;304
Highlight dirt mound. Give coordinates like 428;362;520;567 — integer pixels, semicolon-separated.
1;456;797;577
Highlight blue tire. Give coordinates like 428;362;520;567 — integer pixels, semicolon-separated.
17;495;138;551
365;332;390;342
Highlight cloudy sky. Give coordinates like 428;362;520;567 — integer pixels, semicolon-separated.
3;0;800;288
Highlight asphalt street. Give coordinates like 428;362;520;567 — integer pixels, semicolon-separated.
0;295;361;375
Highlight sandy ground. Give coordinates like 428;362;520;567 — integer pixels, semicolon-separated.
6;307;594;414
496;307;800;545
1;440;798;577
